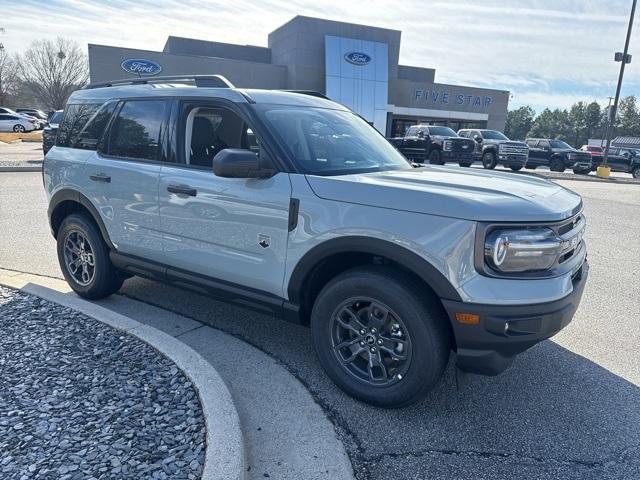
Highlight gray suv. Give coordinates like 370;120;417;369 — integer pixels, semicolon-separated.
44;76;589;408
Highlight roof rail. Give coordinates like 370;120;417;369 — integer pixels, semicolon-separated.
280;90;330;100
85;74;235;90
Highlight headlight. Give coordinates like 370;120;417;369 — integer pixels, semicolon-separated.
484;227;563;273
443;140;452;151
567;153;577;160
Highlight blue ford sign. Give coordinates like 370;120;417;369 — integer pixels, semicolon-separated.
344;52;372;66
121;58;162;76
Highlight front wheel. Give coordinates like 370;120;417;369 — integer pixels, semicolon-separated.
482;151;497;169
428;149;443;165
459;162;473;167
550;158;565;172
573;168;591;175
13;124;26;133
311;266;450;408
57;213;123;299
510;165;523;171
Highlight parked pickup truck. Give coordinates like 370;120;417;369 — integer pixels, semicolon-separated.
458;129;529;171
525;138;592;174
388;125;476;166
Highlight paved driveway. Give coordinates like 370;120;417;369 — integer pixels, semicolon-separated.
1;172;639;479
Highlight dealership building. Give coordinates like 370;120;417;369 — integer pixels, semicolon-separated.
88;15;510;136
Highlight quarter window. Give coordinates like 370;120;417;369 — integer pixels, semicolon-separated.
56;103;101;148
107;100;166;160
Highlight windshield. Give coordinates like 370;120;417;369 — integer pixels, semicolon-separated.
49;111;64;124
429;126;457;137
550;140;572;149
481;130;509;140
260;106;412;176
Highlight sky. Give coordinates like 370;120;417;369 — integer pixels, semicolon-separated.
1;0;638;113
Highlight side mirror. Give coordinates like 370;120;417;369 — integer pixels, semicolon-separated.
473;135;483;143
212;148;274;178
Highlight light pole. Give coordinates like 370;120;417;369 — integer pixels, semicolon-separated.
599;0;637;177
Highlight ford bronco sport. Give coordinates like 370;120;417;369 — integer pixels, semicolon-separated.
45;76;588;408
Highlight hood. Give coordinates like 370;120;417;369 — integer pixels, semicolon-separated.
484;139;527;146
305;166;582;222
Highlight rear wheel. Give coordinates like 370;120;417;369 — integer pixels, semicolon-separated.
510;165;523;171
459;162;473;167
573;168;590;175
482;151;497;169
632;166;640;179
13;124;25;133
57;213;123;299
311;266;450;408
428;149;443;165
550;157;565;172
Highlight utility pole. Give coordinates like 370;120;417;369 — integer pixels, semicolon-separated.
601;96;615;148
599;0;637;177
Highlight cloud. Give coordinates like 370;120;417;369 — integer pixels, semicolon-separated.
2;0;638;110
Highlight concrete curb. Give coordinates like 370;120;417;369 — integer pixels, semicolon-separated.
0;166;42;172
533;171;640;185
0;269;246;480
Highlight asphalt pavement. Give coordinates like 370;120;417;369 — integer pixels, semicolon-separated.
1;171;639;480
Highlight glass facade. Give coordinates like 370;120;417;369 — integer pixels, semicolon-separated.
325;35;389;133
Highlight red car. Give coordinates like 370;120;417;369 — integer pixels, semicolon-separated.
580;145;604;170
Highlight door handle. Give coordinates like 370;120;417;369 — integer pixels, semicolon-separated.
167;184;197;196
89;173;111;183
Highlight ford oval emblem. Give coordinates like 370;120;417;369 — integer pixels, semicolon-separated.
344;52;372;66
121;58;162;76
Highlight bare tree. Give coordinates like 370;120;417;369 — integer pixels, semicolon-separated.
15;37;88;110
0;43;18;106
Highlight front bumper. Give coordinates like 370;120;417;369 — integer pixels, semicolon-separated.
497;154;527;167
443;150;475;162
441;259;589;376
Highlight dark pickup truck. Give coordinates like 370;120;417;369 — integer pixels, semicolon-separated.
525;138;592;174
388;125;476;166
458;129;529;171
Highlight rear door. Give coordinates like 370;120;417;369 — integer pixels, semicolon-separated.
83;99;169;261
526;140;543;165
0;114;11;131
158;100;291;297
608;148;631;172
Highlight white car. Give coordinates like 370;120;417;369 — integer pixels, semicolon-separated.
0;107;43;130
0;113;37;132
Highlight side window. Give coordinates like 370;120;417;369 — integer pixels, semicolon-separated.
539;140;550;149
0;115;10;120
107;100;166;160
458;131;468;138
184;106;255;168
526;139;537;147
75;102;116;151
56;104;101;148
471;130;481;139
418;127;427;137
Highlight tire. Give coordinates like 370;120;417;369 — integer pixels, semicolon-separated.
632;166;640;179
525;165;537;170
510;165;523;171
481;151;497;169
573;168;590;175
311;265;450;408
428;149;443;165
56;213;123;299
13;124;25;133
550;158;565;172
458;162;473;167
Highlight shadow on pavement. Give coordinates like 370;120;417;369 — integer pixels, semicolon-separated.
120;276;640;479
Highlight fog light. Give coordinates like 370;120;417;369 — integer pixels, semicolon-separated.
504;322;510;334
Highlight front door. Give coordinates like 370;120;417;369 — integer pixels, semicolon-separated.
84;99;168;261
158;102;291;298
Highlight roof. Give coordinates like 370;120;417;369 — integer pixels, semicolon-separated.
68;82;347;110
612;136;640;148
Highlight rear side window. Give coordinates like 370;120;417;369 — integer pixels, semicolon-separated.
107;100;166;160
56;104;101;148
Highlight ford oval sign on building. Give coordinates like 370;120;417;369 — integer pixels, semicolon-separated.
121;58;162;76
344;52;372;66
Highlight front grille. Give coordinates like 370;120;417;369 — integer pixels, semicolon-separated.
574;152;592;163
500;143;528;156
451;139;475;153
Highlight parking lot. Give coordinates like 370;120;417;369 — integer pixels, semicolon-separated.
1;168;638;479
